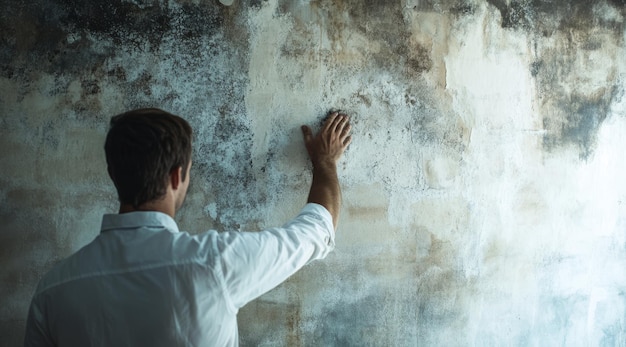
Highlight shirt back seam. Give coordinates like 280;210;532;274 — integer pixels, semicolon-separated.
36;260;213;295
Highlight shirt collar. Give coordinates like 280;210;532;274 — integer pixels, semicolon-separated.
100;211;180;233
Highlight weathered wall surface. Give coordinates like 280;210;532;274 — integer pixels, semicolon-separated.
2;0;626;345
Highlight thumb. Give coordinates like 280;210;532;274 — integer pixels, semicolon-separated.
301;125;313;144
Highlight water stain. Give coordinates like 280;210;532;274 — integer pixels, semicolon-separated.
312;292;415;346
286;302;302;346
237;301;302;346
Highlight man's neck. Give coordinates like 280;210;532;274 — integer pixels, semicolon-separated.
118;200;175;218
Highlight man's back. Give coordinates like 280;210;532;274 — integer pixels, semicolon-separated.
26;204;335;347
26;211;238;346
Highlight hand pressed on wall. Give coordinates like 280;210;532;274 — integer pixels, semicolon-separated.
301;112;352;168
301;112;352;229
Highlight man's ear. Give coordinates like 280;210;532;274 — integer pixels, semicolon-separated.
169;166;183;190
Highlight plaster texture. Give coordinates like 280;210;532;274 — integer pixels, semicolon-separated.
1;0;626;345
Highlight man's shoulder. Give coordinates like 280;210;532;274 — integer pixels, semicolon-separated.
33;252;81;298
33;229;222;297
33;234;106;296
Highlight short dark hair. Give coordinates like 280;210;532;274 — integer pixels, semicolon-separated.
105;108;192;208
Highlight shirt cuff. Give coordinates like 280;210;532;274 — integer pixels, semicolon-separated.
300;203;335;246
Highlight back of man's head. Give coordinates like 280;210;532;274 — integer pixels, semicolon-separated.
105;108;192;208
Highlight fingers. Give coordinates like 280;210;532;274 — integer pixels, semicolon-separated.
340;119;351;137
343;135;352;147
327;113;352;149
324;112;350;135
306;111;352;147
323;112;339;132
301;125;313;144
330;113;344;133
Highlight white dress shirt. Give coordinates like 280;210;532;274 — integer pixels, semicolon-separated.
24;203;335;347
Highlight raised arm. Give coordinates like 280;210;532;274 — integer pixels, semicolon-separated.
301;112;352;229
218;113;351;308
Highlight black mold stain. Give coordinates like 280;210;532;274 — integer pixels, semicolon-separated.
57;0;172;46
533;29;623;158
191;112;258;231
278;0;435;77
495;0;626;159
0;0;233;75
249;0;270;9
450;2;477;16
486;0;532;29
487;0;626;34
530;60;542;77
0;0;251;121
401;0;476;13
348;0;433;77
543;86;621;160
1;0;258;228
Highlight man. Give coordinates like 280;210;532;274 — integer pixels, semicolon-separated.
24;108;352;346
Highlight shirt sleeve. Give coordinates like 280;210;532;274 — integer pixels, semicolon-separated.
215;203;335;309
23;295;54;347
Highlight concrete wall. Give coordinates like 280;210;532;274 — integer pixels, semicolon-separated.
2;0;625;345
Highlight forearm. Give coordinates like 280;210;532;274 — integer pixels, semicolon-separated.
301;112;351;229
307;162;341;229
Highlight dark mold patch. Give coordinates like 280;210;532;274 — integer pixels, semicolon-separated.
0;0;252;139
347;0;433;77
486;0;532;29
402;0;476;13
1;0;257;227
191;115;259;231
487;0;626;35
532;20;624;158
0;0;236;75
530;60;542;77
543;86;621;160
510;0;626;158
57;0;172;46
249;0;267;8
407;45;434;75
450;3;478;16
277;0;434;77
